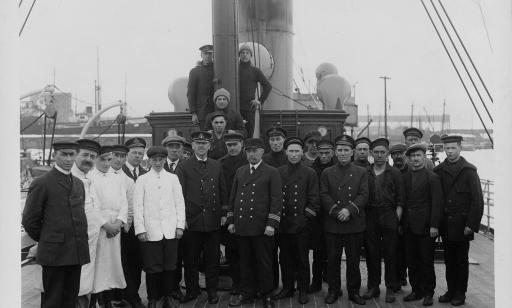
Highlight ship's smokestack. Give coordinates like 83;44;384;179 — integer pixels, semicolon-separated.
238;0;294;110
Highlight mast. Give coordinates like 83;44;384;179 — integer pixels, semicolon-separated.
366;104;370;138
441;99;446;133
410;103;414;127
379;76;390;138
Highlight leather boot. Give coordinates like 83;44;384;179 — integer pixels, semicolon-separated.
438;291;453;303
272;288;294;300
362;287;380;300
349;293;366;305
298;291;309;305
385;288;396;303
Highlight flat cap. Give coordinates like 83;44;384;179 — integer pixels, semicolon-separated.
334;134;355;148
209;111;227;122
244;138;265;150
284;137;304;149
191;131;212;142
76;139;101;154
370;137;390;150
162;135;186;146
304;130;322;143
403;127;423;139
199;44;213;52
266;127;287;138
441;134;463;144
111;144;129;154
317;139;334;150
405;143;427;156
147;146;167;158
224;132;244;143
355;137;371;146
99;145;113;156
389;143;407;154
52;142;78;151
125;137;146;149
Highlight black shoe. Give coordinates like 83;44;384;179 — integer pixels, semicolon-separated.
272;288;294;300
385;289;396;303
180;292;198;303
163;296;178;308
438;291;453;303
308;280;322;293
207;291;219;304
450;294;466;306
170;289;185;302
262;297;275;308
422;295;433;306
229;294;254;307
298;291;309;305
324;291;340;304
147;299;157;308
362;287;380;300
349;294;366;305
403;292;424;302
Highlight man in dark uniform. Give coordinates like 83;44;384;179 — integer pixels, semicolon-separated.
238;43;272;137
22;142;89;308
175;131;228;304
262;127;288;168
188;44;215;130
401;143;443;306
320;135;368;305
362;138;405;303
227;138;283;308
120;137;148;308
302;130;322;167
309;139;335;293
434;135;484;306
219;132;247;295
207;112;229;160
161;134;186;301
353;137;371;168
389;142;409;289
273;137;319;305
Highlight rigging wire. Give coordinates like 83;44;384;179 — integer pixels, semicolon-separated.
429;0;493;123
19;0;37;36
271;87;312;110
20;112;45;133
420;0;493;145
437;0;494;103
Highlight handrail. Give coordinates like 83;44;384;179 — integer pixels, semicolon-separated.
480;179;494;237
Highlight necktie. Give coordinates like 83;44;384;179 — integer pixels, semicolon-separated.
170;162;175;171
133;168;138;181
251;166;256;174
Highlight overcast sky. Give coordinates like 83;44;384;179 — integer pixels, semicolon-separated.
18;0;506;129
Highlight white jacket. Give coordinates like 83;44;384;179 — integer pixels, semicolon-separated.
133;168;186;241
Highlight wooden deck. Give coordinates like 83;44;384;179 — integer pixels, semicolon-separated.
21;233;494;308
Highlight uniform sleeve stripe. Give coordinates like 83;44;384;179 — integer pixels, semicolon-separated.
305;207;316;216
349;201;360;215
329;204;337;215
268;213;281;222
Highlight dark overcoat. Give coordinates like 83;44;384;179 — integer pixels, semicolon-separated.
277;162;320;234
22;168;90;266
227;161;283;236
187;62;215;125
176;155;228;232
320;162;368;234
262;150;287;168
402;168;443;235
434;157;484;241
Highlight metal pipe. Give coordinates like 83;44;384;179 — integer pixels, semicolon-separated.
79;102;123;139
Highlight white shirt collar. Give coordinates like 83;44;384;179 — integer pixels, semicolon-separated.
125;161;139;174
250;160;263;170
54;164;71;175
167;158;179;166
195;155;207;162
71;163;87;179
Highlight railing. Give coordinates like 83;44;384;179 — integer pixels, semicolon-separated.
480;179;494;238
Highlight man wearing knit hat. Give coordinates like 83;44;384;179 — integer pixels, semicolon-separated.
205;88;246;136
238;44;272;137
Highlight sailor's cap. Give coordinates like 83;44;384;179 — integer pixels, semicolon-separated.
76;139;101;154
125;137;146;149
266;127;287;138
403;127;423;139
334;135;355;148
370;137;390;150
441;135;463;144
147;146;168;159
284;137;304;149
191;131;213;142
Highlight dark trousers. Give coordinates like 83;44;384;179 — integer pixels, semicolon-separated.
146;271;175;300
171;238;184;291
443;240;470;295
240;109;255;138
364;207;398;289
120;226;143;304
238;234;275;297
41;265;81;308
222;228;240;290
182;230;220;294
325;232;363;296
277;230;311;292
310;218;327;282
405;230;436;295
396;230;408;282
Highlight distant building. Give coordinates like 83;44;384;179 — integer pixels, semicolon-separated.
21;92;74;123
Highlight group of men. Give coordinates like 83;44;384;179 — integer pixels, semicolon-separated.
23;123;484;308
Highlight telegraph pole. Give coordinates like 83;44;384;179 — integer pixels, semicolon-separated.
366;104;370;138
379;76;390;138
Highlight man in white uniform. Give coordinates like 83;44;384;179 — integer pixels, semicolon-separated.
89;145;128;307
134;146;186;308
